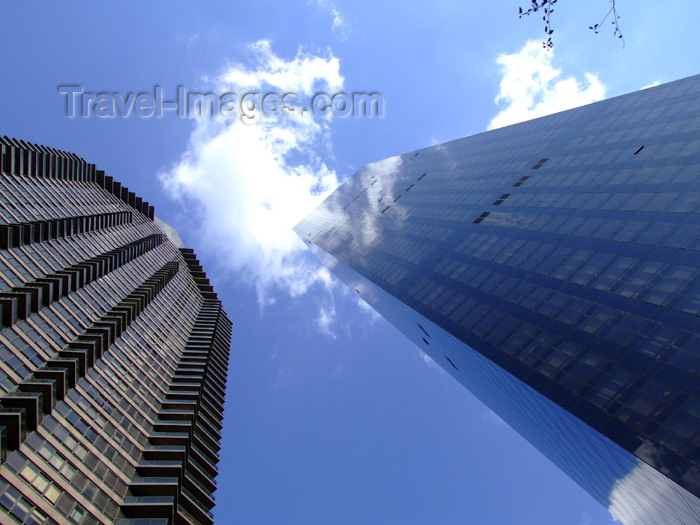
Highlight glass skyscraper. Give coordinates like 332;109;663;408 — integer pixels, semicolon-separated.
0;137;231;524
295;75;700;524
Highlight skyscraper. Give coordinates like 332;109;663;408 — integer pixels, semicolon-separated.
0;136;231;524
295;75;700;524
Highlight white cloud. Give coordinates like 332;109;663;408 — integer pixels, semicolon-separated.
314;0;350;40
315;299;337;339
176;33;199;49
641;81;660;90
159;40;343;327
331;9;344;30
220;40;342;93
489;40;606;130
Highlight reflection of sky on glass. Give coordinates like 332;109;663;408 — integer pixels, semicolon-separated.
297;75;700;525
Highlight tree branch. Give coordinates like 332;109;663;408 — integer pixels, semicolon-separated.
519;0;624;50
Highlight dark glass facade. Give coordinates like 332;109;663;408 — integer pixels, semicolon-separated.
296;75;700;524
0;137;231;524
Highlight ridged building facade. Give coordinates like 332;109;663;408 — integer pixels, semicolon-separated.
297;75;700;524
0;136;231;524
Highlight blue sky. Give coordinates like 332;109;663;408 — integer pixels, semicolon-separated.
1;2;699;524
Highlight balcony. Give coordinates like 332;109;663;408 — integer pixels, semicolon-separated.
19;377;56;413
121;496;175;521
185;456;215;493
183;470;215;509
136;460;181;478
149;432;189;447
158;409;194;423
178;487;213;525
153;419;192;433
33;367;67;400
1;392;42;430
143;445;186;462
129;476;179;498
